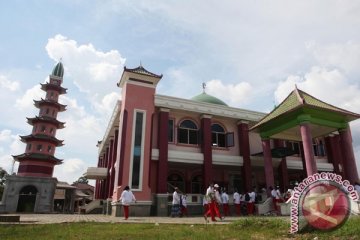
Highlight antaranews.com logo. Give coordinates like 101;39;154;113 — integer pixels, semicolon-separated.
290;172;359;233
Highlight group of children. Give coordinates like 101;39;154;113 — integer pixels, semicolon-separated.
170;187;188;217
203;183;257;222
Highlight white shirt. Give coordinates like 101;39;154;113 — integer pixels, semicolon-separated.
249;191;256;203
233;192;240;204
271;189;280;199
221;192;229;204
120;190;136;206
214;190;222;204
205;186;214;201
172;191;180;205
181;195;187;207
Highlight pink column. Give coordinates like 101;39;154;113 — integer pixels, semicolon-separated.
325;135;341;174
300;123;317;176
262;138;274;195
95;156;101;199
238;121;252;192
201;115;212;190
157;109;169;193
108;129;118;198
106;139;114;198
339;127;359;183
117;110;128;187
274;139;289;192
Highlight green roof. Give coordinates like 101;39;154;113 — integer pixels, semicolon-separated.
251;87;360;131
191;92;228;106
52;62;64;78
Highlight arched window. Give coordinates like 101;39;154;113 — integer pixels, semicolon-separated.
212;123;226;147
167;173;185;193
178;120;198;145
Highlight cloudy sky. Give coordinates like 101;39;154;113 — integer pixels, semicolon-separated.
1;0;360;184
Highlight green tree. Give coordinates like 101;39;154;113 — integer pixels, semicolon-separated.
73;176;88;184
0;167;8;199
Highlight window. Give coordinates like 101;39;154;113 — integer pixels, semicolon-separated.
41;125;46;133
47;146;52;153
131;111;145;189
211;123;234;148
52;110;55;117
50;128;54;135
286;141;300;155
27;144;32;151
191;175;203;194
313;139;325;157
37;144;43;151
168;119;174;143
212;124;226;147
178;120;198;145
46;108;50;115
33;126;37;133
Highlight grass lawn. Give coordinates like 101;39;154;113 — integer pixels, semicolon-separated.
0;216;359;240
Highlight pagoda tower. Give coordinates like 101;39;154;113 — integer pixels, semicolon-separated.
0;62;67;213
14;62;66;177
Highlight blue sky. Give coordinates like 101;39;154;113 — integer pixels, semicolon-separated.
1;1;360;183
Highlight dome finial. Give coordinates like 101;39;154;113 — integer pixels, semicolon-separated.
202;82;206;93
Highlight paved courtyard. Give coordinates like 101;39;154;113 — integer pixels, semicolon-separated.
0;214;242;225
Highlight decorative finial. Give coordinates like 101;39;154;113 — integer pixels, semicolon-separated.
59;57;62;62
202;82;206;93
295;84;298;89
140;60;142;67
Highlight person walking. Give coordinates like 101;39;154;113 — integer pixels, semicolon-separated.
204;183;216;222
119;186;136;220
233;188;241;216
171;187;181;217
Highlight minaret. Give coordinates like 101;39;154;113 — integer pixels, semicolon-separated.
0;62;67;213
13;62;66;177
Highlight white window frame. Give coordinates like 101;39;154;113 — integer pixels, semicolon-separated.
129;109;146;191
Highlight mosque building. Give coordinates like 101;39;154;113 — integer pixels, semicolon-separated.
86;65;360;216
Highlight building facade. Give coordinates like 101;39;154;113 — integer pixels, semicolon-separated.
87;65;360;216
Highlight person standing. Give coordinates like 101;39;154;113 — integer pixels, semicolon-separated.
119;186;136;220
181;194;188;217
221;188;230;216
270;186;281;214
233;189;241;216
247;188;256;215
171;187;181;217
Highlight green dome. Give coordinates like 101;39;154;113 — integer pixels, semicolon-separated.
191;92;228;106
52;62;64;78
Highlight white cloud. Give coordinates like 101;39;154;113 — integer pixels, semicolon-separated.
0;129;22;174
0;75;20;91
92;92;120;119
45;34;125;93
15;84;43;110
53;158;87;183
308;41;360;75
275;67;360;113
206;79;253;107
